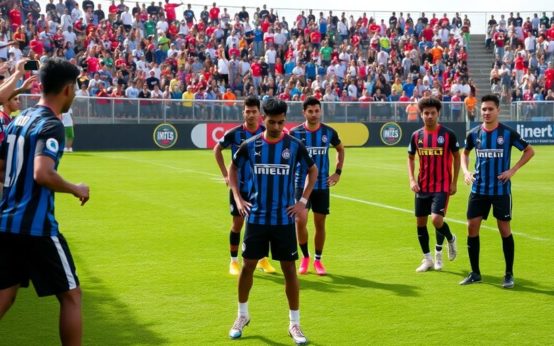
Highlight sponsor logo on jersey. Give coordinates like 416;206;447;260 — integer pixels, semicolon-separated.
476;149;504;158
153;123;178;149
380;122;402;146
254;164;290;175
417;147;444;156
46;138;59;154
307;146;328;156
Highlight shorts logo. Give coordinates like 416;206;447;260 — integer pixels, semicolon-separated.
153;123;178;149
282;148;290;159
437;136;445;144
230;204;234;213
380;122;402;146
46;138;59;154
322;135;328;143
497;136;504;145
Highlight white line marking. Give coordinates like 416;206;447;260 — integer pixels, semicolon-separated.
332;194;549;242
89;153;549;242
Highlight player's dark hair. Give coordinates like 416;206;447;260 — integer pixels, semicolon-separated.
40;58;80;95
244;95;260;109
302;96;321;111
262;97;287;117
418;97;442;112
481;94;500;108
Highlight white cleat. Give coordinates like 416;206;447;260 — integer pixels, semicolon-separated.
289;324;308;345
229;315;250;339
416;257;434;272
448;235;458;261
434;251;443;271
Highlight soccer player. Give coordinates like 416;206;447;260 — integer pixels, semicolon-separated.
0;58;90;345
408;97;460;272
460;94;534;288
228;98;317;345
213;96;276;275
289;96;344;275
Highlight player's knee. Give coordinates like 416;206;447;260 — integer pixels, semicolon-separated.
57;287;82;308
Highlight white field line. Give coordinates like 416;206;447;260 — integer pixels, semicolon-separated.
93;153;548;242
331;194;549;242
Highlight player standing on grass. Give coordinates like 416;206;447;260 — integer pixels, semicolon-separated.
214;96;276;275
460;94;534;288
289;96;344;275
228;98;317;345
408;97;460;272
0;58;90;345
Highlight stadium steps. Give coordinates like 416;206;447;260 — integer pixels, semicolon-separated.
468;34;511;119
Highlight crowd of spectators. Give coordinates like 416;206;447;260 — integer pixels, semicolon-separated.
0;1;479;119
486;11;554;106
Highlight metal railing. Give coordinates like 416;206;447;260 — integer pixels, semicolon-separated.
511;101;554;122
19;95;470;124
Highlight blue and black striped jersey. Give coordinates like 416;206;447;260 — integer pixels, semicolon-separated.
0;106;65;237
233;133;315;226
289;123;341;190
219;124;264;194
465;123;529;195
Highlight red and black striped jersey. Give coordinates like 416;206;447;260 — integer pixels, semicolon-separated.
408;125;460;193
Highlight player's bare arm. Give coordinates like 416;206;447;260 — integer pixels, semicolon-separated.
228;162;251;216
327;143;344;186
213;142;229;186
407;154;420;192
34;156;90;206
288;164;318;217
497;145;535;183
450;151;461;195
461;149;475;185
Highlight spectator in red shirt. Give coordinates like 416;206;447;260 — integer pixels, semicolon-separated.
164;0;182;23
8;5;22;33
29;34;44;56
209;2;220;25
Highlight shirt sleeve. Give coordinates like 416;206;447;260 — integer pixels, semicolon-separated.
218;129;233;148
449;130;460;153
330;127;341;147
510;127;529;151
407;132;417;155
35;119;65;161
232;140;248;169
464;131;475;151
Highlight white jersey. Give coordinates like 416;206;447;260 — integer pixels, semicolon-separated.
62;109;74;127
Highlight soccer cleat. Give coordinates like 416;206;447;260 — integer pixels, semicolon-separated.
298;257;310;274
289;324;308;345
229;260;241;275
229;315;250;339
415;257;434;272
313;260;327;275
502;274;515;289
459;272;482;285
447;235;458;261
256;257;276;273
434;251;443;271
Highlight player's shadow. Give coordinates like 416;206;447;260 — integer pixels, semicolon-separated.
241;334;323;346
478;274;554;295
255;273;421;297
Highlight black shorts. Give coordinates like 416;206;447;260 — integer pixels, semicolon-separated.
0;232;80;297
229;190;250;216
467;193;512;221
295;189;330;215
243;223;298;261
415;192;449;217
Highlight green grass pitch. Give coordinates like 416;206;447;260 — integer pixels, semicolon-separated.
1;146;553;345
